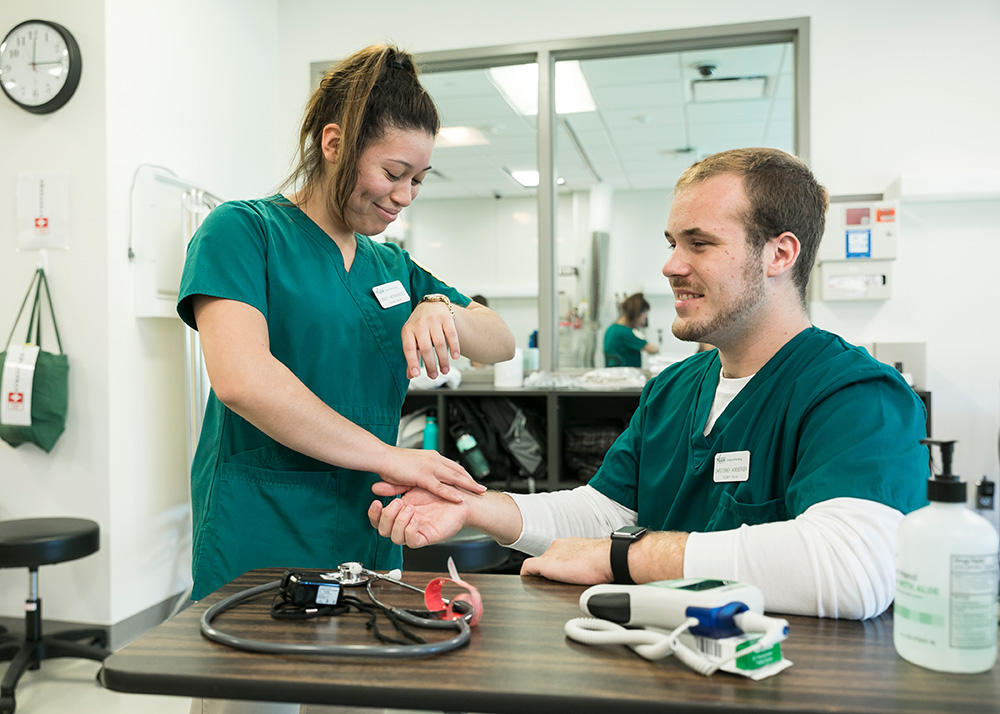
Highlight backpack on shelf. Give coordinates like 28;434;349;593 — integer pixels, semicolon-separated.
447;397;547;490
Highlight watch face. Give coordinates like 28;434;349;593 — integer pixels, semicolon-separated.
0;20;81;113
613;525;647;540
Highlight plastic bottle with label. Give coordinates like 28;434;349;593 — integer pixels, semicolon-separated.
894;439;999;673
455;432;491;479
421;414;438;450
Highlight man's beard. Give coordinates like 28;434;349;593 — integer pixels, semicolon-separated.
671;255;767;345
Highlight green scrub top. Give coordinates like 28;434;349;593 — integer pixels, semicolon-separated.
589;327;929;532
177;196;470;600
604;323;647;367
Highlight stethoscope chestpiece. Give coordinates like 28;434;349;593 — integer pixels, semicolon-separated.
326;561;373;587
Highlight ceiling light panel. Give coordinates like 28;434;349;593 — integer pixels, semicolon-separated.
437;126;491;147
488;61;596;116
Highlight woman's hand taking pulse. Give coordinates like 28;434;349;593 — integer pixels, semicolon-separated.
374;446;485;504
368;483;469;547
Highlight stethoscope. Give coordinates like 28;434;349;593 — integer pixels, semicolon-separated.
200;562;473;658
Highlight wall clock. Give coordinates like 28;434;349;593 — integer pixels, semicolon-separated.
0;19;82;114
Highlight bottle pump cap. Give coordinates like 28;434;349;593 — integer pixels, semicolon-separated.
921;439;966;502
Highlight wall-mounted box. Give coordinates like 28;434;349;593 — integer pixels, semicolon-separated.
816;199;899;301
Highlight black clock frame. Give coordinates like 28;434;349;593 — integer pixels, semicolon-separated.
0;19;82;114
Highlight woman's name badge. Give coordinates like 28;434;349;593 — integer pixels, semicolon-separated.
713;450;750;483
372;280;409;308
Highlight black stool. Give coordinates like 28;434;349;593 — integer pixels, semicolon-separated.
0;518;109;714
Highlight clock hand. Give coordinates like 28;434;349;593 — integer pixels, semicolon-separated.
31;37;36;70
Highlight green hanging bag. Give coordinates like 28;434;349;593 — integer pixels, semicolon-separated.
0;269;69;452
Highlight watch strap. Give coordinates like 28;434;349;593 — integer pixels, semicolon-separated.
610;536;635;585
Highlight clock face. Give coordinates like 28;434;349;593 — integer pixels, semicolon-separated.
0;20;81;113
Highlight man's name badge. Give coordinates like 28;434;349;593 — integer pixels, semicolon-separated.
372;280;409;308
713;450;750;483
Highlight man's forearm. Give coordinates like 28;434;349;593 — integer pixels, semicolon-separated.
627;531;689;583
465;490;524;545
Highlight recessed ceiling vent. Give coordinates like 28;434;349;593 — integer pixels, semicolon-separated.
691;75;767;102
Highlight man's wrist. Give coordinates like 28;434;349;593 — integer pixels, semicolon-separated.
467;491;522;545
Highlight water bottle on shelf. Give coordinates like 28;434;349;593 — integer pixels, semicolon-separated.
422;413;438;450
455;432;491;479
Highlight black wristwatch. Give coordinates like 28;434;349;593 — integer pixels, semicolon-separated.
610;525;647;585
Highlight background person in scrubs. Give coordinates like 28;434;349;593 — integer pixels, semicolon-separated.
369;147;928;620
177;44;515;604
603;292;659;367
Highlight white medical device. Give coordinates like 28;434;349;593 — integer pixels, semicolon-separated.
580;578;764;629
566;578;789;676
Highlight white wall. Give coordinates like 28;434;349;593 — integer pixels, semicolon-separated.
0;0;281;627
103;0;281;624
0;0;111;623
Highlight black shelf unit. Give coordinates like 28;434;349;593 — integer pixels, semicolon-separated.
402;386;642;491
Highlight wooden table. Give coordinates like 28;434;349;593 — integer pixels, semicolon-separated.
100;569;998;713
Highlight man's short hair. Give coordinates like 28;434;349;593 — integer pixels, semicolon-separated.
674;148;829;304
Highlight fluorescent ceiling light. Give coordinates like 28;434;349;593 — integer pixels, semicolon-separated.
489;61;596;116
510;169;539;187
507;169;566;188
691;76;767;102
436;126;490;147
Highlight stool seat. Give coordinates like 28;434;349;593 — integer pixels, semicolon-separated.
0;518;107;714
0;518;99;569
403;527;511;574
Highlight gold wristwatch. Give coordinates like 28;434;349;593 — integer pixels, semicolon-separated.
419;293;456;319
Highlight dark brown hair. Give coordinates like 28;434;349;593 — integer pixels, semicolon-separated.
675;148;828;305
282;44;439;225
620;293;650;326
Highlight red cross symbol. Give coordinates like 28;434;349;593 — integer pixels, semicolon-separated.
34;217;49;229
7;392;24;409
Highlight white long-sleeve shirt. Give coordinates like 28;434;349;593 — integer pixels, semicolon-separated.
504;369;904;620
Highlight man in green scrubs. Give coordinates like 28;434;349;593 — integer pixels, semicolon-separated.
369;148;928;619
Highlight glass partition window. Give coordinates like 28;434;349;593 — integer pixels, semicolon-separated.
406;65;542;353
554;42;795;369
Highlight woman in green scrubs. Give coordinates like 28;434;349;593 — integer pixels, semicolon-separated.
177;45;515;600
604;292;659;367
